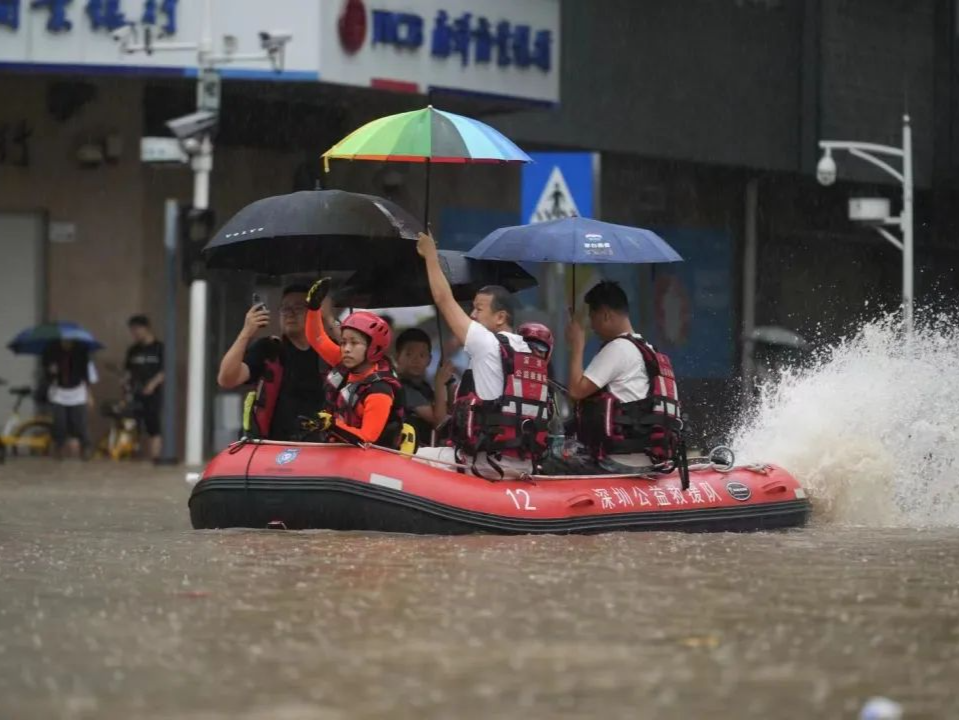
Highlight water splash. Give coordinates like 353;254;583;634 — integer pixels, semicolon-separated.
733;314;959;527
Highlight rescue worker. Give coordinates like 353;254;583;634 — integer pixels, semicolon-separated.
304;278;404;447
566;280;683;470
415;231;552;474
217;285;329;441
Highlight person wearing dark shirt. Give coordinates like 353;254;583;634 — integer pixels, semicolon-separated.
216;284;330;441
125;314;164;460
393;328;453;449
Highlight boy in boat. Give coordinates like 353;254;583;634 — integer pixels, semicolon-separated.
303;278;405;448
393;327;455;449
415;231;553;475
566;281;683;471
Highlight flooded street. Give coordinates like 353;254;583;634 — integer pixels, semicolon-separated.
1;460;957;719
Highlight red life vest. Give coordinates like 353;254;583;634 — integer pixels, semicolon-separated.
577;335;683;466
323;360;404;447
251;339;284;439
451;334;550;459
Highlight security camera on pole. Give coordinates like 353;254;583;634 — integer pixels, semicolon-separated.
816;115;914;335
118;0;293;465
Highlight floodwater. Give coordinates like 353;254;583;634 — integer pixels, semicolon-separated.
1;460;958;720
4;316;959;719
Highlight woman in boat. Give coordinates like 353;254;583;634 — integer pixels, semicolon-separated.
303;278;404;447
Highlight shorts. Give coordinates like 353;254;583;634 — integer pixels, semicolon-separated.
51;403;90;448
136;392;162;437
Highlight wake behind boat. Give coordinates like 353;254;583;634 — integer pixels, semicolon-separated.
189;441;810;534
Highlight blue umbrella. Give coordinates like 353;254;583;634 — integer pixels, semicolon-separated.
8;322;104;355
466;216;683;265
465;216;683;305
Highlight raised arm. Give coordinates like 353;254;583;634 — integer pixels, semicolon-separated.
217;305;268;388
305;277;343;367
416;232;472;345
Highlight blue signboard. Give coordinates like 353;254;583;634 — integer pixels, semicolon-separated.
521;152;594;223
647;228;734;379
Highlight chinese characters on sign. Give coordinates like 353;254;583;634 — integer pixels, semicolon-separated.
593;481;726;510
370;9;552;71
1;0;176;34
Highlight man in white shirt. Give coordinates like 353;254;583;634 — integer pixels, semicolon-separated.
566;281;654;467
415;231;546;475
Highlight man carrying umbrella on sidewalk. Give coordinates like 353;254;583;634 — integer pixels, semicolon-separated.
8;322;103;460
415;231;553;476
42;339;99;460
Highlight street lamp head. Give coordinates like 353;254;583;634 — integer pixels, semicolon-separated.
816;150;837;186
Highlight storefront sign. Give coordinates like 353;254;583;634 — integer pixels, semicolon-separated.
1;0;177;36
0;0;560;102
0;0;321;80
321;0;560;103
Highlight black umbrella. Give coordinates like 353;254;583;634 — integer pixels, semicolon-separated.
333;250;537;309
203;190;422;275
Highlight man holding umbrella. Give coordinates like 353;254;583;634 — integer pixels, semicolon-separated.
416;231;552;475
8;322;103;460
42;339;99;460
566;280;683;471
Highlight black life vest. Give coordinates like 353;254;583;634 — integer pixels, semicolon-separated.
450;334;551;459
577;335;682;465
400;377;435;450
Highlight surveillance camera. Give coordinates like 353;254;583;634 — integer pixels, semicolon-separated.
111;23;135;44
180;137;202;155
259;30;293;52
816;152;837;186
166;111;218;142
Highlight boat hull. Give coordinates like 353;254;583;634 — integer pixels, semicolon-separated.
189;442;811;535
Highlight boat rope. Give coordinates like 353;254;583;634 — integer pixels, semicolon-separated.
226;439;757;483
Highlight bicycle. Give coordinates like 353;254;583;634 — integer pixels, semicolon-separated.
95;392;141;461
0;378;54;463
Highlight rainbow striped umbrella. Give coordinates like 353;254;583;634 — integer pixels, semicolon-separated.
323;106;532;225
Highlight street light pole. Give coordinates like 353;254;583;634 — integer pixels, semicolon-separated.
901;116;914;334
118;3;291;465
816;114;914;334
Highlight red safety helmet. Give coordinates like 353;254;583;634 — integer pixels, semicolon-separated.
518;322;554;362
340;311;392;363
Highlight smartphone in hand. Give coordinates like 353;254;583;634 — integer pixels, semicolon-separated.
252;292;267;312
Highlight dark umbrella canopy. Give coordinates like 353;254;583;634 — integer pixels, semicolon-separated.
8;322;103;355
334;250;537;309
466;216;683;265
203;190;423;275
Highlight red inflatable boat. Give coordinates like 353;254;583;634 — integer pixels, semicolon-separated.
189;440;810;534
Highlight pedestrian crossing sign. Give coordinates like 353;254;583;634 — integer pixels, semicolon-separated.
529;165;580;223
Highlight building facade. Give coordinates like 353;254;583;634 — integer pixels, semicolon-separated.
2;0;955;453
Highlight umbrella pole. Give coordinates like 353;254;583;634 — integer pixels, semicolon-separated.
571;264;577;311
424;158;432;231
424;158;446;355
